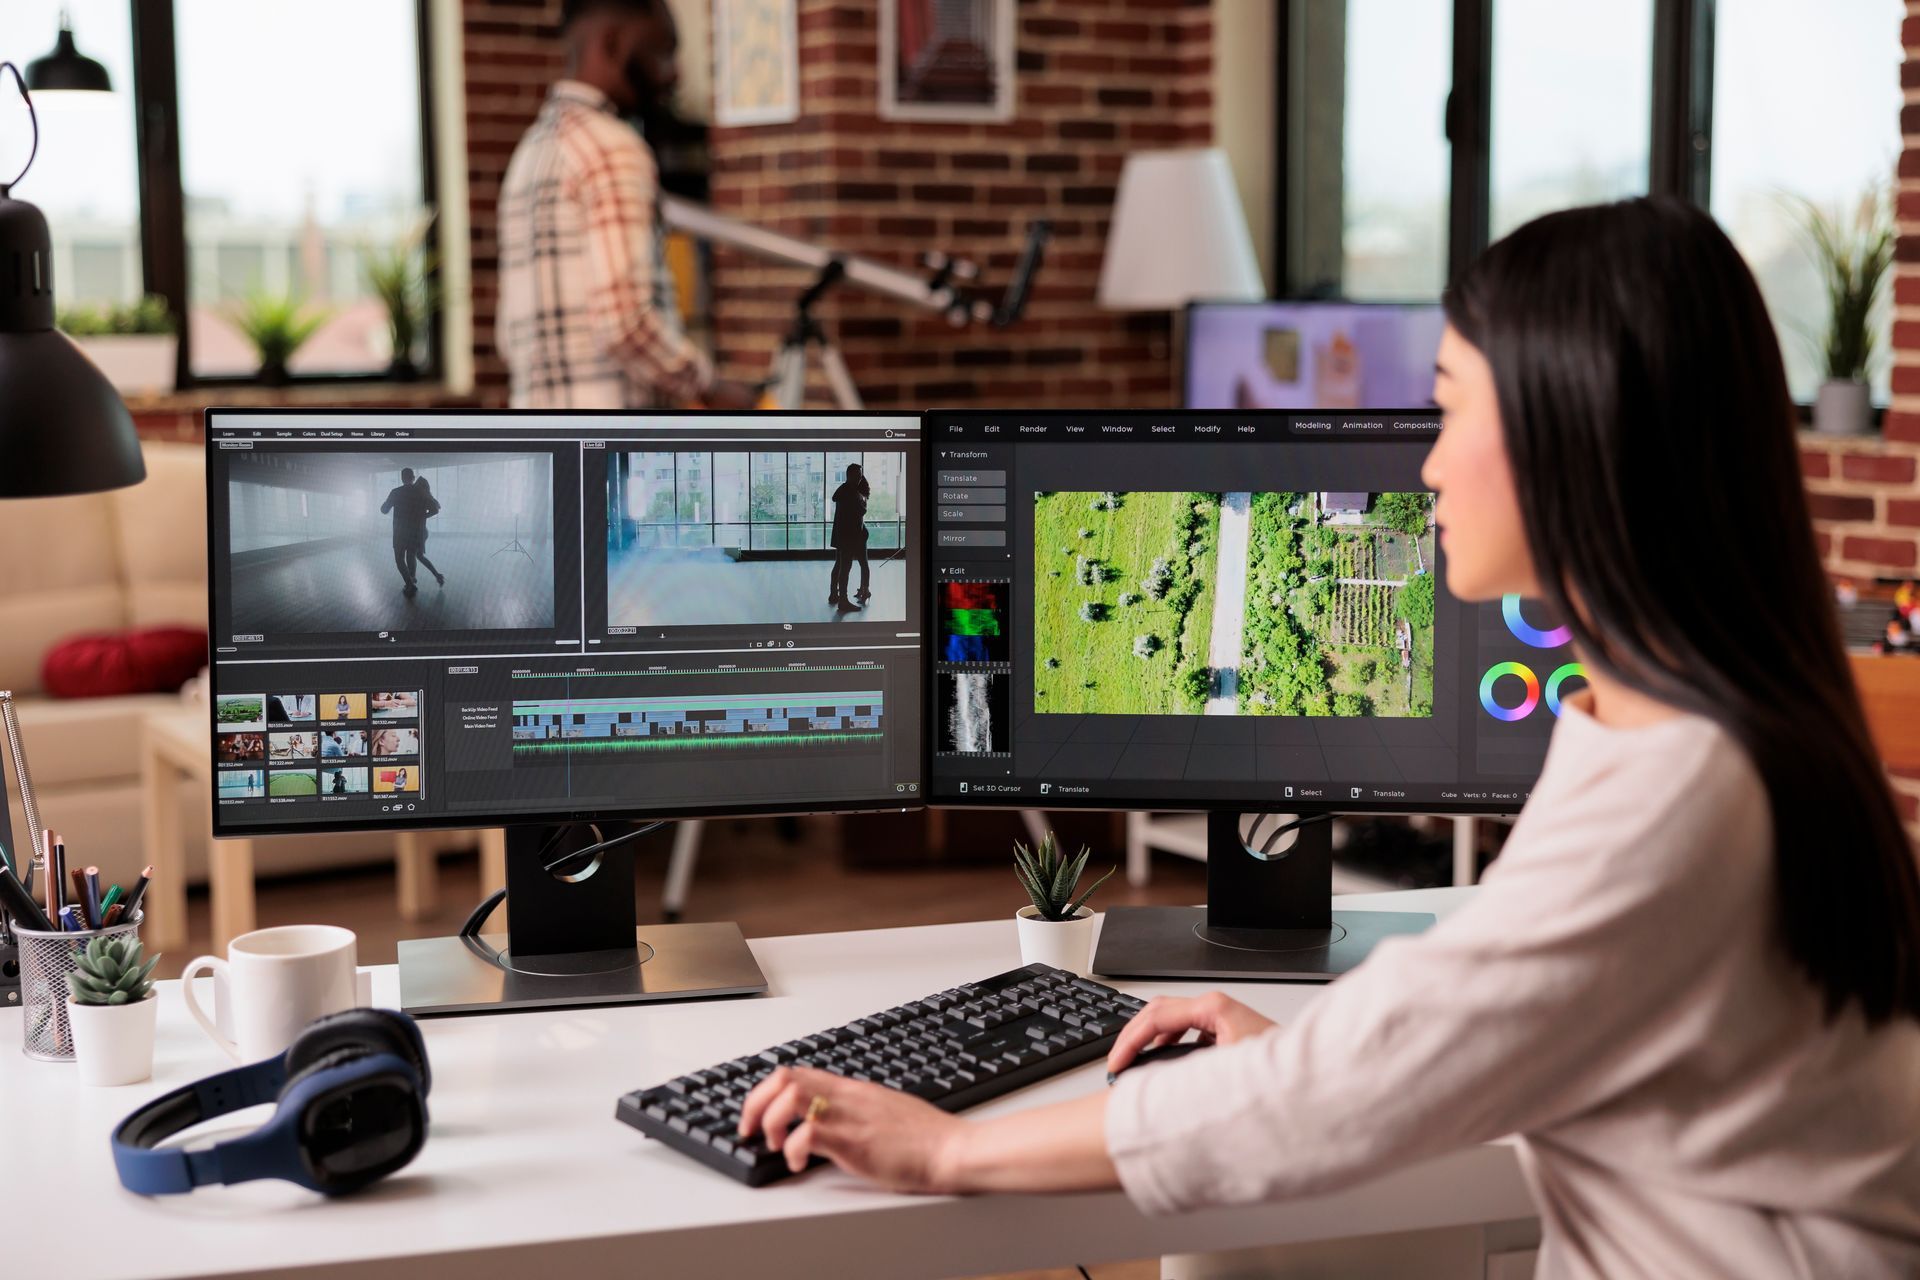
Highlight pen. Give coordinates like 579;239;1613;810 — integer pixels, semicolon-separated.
0;862;53;931
121;866;154;921
57;905;83;933
102;903;125;926
83;867;102;929
43;831;60;918
100;883;123;916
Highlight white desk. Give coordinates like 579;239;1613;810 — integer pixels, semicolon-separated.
1;889;1536;1280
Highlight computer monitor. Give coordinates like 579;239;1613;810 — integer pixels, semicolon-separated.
205;409;925;1013
1184;301;1446;412
924;409;1576;980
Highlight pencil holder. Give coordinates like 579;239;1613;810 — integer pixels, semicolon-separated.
15;914;142;1062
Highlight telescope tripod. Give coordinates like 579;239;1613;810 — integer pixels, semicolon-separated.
763;260;863;411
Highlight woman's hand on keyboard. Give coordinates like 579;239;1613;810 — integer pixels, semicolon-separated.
739;1065;966;1191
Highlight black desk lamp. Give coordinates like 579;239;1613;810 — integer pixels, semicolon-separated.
0;61;144;498
25;11;113;94
0;54;143;1002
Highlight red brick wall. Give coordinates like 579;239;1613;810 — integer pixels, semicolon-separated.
463;0;568;405
705;0;1212;409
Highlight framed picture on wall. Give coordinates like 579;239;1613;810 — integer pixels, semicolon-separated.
880;0;1016;123
715;0;800;126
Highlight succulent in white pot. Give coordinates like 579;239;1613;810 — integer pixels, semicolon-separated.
66;934;161;1087
1013;832;1115;977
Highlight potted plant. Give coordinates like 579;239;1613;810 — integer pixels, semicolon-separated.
66;934;161;1087
57;295;177;396
229;290;328;386
1013;831;1114;976
364;212;438;381
1795;189;1893;436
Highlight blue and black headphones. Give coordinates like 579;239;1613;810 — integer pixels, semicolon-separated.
112;1008;431;1197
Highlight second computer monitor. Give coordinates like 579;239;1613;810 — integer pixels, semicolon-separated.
926;409;1577;816
1185;301;1445;412
204;411;925;838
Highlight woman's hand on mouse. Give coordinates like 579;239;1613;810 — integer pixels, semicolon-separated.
738;1065;967;1190
1106;992;1277;1076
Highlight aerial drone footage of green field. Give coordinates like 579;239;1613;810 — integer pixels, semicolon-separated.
1032;489;1435;718
1032;491;1220;714
1239;490;1435;717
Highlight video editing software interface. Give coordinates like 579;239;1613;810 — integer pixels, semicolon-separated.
206;412;923;836
925;410;1578;814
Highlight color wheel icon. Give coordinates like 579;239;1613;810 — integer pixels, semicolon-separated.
1479;661;1539;721
1479;660;1588;721
1501;594;1571;648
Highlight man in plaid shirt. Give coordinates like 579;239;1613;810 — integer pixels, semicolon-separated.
498;0;754;409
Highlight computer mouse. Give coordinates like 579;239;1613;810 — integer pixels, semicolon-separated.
1106;1039;1209;1085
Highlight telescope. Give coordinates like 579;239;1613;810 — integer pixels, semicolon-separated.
661;196;1049;409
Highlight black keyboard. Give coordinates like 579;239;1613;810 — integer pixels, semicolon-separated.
615;962;1145;1186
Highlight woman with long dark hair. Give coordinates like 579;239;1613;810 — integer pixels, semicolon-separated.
738;200;1920;1276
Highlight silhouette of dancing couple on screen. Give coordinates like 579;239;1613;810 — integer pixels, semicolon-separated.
381;468;445;599
829;463;870;613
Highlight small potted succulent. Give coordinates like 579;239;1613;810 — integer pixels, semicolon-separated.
1013;831;1114;976
57;294;177;396
1795;189;1892;436
229;290;329;386
67;935;161;1087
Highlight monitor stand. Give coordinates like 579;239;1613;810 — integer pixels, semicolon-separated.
397;822;768;1016
1091;811;1436;982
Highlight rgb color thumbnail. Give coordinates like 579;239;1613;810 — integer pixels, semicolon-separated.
938;581;1010;663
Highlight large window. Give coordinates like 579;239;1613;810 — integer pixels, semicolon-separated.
1338;0;1452;299
1279;0;1900;404
0;4;143;311
1488;0;1653;239
2;1;437;385
175;0;431;378
1710;0;1901;403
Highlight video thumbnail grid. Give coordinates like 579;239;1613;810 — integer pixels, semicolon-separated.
214;691;424;804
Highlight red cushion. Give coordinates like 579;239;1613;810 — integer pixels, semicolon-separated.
41;628;208;699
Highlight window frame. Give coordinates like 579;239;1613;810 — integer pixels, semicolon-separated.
1276;0;1726;286
128;0;442;390
1274;0;1887;416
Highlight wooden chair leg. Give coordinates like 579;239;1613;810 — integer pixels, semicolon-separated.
210;837;256;952
396;832;437;921
142;736;189;952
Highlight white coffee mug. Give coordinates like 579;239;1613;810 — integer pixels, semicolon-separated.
181;925;359;1063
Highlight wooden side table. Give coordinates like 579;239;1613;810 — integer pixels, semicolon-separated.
142;708;451;952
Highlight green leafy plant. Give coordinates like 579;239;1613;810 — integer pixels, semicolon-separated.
67;935;160;1007
1793;189;1894;384
57;294;174;337
363;212;439;372
228;290;328;374
1013;831;1114;922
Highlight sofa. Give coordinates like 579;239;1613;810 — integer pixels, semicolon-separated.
0;439;459;888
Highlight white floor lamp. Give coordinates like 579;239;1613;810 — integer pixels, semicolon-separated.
1097;148;1267;406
